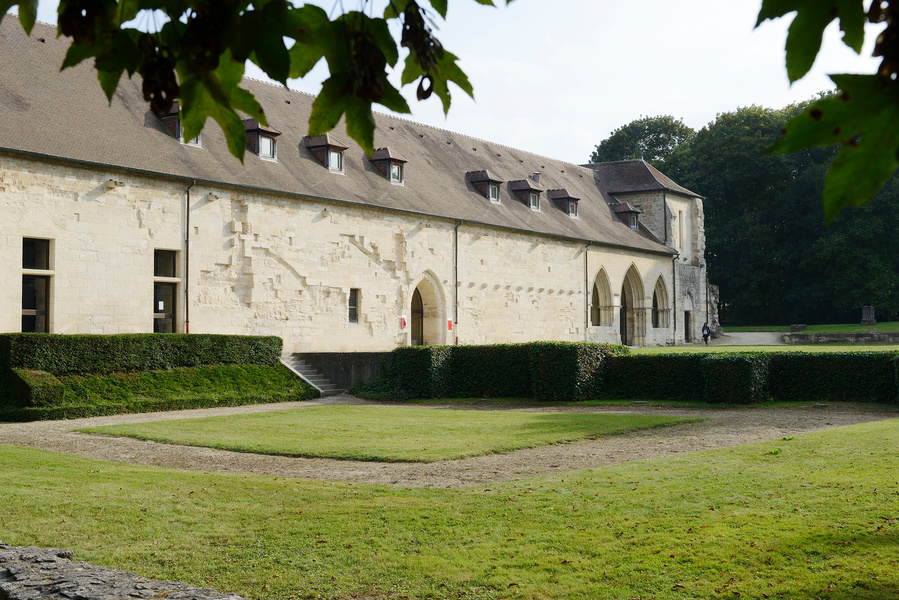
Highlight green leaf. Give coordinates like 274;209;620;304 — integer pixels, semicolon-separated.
11;0;37;33
309;77;349;137
366;14;399;67
96;67;124;102
378;81;412;115
284;4;329;78
428;0;448;19
384;0;411;19
345;96;376;156
756;0;867;82
178;50;257;160
61;43;97;70
115;0;141;25
770;74;899;224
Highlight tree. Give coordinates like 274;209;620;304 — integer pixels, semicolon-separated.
665;100;899;325
0;0;511;160
588;115;694;169
758;1;899;224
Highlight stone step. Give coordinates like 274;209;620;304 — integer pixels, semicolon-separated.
280;354;343;397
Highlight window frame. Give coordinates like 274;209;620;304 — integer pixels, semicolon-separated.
22;238;53;333
488;183;500;203
259;134;277;160
390;163;404;184
348;288;360;323
328;149;344;173
528;191;540;211
153;249;181;333
568;200;579;218
629;213;638;228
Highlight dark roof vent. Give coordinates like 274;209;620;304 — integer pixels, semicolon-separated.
370;147;407;182
467;170;504;201
548;189;580;217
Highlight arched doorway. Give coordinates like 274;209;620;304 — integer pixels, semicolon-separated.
619;283;630;345
591;268;612;327
619;265;645;346
411;288;424;345
409;273;445;346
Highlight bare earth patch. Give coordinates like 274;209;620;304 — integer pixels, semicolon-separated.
0;395;896;488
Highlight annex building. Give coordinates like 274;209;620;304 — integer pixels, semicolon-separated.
0;20;714;352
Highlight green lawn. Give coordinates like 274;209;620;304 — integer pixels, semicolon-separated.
634;344;899;354
725;321;899;334
81;405;695;462
3;416;899;599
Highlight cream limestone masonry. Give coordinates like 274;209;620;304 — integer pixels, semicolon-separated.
3;157;707;350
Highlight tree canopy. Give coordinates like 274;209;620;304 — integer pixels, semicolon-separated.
662;102;899;325
0;0;511;160
588;115;694;170
758;0;899;223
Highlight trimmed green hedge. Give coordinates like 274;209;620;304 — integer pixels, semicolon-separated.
768;352;899;403
9;369;65;407
370;342;627;401
603;354;707;401
0;333;281;375
702;353;770;404
368;345;899;405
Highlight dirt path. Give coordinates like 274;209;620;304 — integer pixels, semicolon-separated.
0;396;895;488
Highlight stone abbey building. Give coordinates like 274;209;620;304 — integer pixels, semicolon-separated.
1;20;713;352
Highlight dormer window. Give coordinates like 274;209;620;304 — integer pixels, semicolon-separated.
259;135;276;159
306;134;348;174
510;177;545;210
245;119;281;161
370;147;408;185
157;101;201;146
548;189;580;218
466;170;504;204
611;202;642;229
329;149;343;172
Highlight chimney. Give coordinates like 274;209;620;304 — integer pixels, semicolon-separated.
532;172;541;183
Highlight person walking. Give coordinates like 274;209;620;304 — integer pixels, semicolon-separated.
702;322;711;345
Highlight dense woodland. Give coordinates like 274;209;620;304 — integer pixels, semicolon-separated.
591;106;899;325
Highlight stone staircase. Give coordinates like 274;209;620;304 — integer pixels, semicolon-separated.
280;353;343;396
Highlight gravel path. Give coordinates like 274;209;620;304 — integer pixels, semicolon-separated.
2;395;896;488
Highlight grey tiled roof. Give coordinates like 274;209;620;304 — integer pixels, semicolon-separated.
0;20;677;256
583;159;701;198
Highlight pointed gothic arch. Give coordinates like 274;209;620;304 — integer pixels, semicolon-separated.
590;268;613;327
409;271;446;346
619;264;646;346
652;276;670;328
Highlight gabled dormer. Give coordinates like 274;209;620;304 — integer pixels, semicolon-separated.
157;101;200;146
244;119;281;161
305;134;348;173
509;174;545;211
547;189;580;218
370;147;407;184
466;170;503;203
611;202;642;229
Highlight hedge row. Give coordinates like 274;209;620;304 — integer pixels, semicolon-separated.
603;351;898;404
378;342;627;401
0;333;282;375
370;346;899;405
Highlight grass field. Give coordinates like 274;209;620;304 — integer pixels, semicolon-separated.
3;415;899;599
80;405;695;462
724;322;899;334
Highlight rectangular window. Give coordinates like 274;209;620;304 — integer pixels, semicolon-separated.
568;200;578;218
348;288;359;323
154;250;178;333
154;249;177;278
329;150;343;172
629;214;638;228
390;163;404;183
259;135;276;159
488;183;500;203
529;192;540;211
22;238;51;332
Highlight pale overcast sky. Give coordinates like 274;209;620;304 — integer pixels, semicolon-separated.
30;0;882;164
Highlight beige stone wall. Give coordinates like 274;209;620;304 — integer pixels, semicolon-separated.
2;157;697;349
